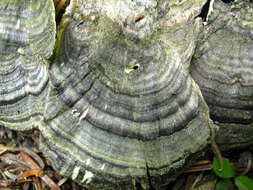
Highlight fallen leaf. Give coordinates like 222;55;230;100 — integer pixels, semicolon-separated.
20;169;44;178
41;175;61;190
22;147;45;169
19;151;40;169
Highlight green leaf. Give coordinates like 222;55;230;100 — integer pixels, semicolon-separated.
235;176;253;190
215;179;234;190
212;157;235;178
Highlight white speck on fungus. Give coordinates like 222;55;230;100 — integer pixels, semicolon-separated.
81;171;94;184
72;166;81;180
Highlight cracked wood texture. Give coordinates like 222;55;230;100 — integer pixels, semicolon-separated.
190;0;253;148
0;0;55;130
40;0;214;189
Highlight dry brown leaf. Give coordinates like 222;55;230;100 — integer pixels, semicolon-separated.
22;147;45;169
19;151;40;169
41;175;61;190
3;170;18;180
20;169;44;179
0;153;30;170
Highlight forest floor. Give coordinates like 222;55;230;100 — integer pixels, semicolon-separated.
0;126;252;190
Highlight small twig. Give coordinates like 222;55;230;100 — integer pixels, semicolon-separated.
211;142;223;171
16;179;33;183
191;160;211;166
184;164;212;173
184;160;212;173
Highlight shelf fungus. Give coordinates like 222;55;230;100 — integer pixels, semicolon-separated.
190;0;253;149
0;0;55;130
40;0;214;189
9;0;253;189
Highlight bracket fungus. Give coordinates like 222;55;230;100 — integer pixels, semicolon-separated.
1;0;252;189
0;0;55;130
41;0;214;189
190;0;253;148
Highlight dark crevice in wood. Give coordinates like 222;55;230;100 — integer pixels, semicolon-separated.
197;0;212;22
211;114;253;124
146;165;155;190
221;0;235;3
54;0;70;25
